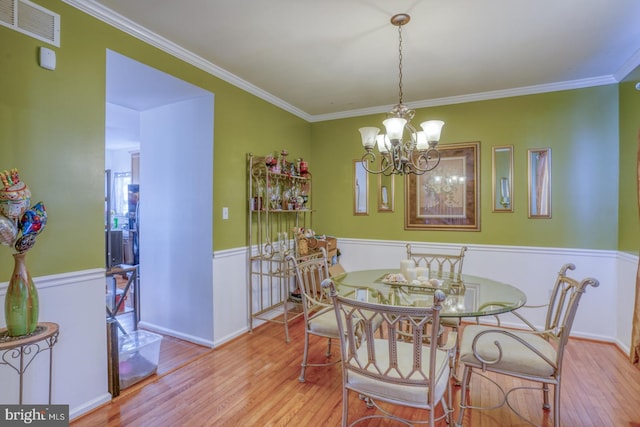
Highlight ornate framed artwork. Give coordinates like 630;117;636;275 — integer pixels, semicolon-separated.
405;141;480;231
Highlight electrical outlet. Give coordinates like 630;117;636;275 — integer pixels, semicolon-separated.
222;207;229;220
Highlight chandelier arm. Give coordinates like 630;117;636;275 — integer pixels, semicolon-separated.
361;152;393;175
381;155;394;175
408;149;442;174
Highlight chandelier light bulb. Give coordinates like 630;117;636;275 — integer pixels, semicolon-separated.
420;120;445;143
415;131;428;150
359;127;380;150
383;118;406;142
376;134;390;153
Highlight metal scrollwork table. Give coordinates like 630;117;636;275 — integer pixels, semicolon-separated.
0;322;59;404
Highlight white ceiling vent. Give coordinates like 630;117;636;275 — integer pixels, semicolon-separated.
0;0;60;47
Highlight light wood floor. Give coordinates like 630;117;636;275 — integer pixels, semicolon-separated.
72;319;640;427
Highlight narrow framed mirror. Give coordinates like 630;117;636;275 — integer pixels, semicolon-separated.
527;148;552;218
378;164;394;213
354;160;369;215
492;145;513;212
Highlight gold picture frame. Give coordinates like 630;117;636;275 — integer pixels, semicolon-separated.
378;160;395;213
492;145;514;212
353;160;369;215
405;142;480;231
527;148;551;218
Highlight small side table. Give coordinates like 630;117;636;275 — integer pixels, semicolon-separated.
0;322;59;404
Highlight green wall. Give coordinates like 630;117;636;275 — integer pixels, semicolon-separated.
1;0;637;282
618;80;640;254
311;86;620;250
0;0;310;277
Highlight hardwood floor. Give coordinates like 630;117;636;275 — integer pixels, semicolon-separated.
72;319;640;426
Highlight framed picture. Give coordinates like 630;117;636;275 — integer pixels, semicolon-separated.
527;148;551;219
405;141;480;231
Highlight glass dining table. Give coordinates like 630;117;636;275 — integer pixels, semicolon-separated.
331;269;527;318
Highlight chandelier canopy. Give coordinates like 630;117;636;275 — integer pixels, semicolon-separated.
359;13;444;176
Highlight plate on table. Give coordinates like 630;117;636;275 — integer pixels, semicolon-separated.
377;273;449;290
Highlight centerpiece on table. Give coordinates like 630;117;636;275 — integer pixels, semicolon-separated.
0;169;47;337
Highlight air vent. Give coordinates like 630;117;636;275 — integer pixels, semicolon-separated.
0;0;60;47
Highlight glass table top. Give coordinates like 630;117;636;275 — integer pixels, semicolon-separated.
331;269;527;318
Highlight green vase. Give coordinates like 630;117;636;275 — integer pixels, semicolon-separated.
4;252;39;337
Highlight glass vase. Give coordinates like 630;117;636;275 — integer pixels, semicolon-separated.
4;252;39;337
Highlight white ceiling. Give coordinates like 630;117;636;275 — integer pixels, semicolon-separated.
74;0;640;121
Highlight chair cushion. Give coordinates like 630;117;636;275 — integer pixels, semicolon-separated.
309;309;381;339
459;324;557;378
308;308;340;336
441;317;460;328
346;338;450;407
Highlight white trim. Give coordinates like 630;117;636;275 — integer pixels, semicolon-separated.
212;246;247;259
139;321;214;348
337;237;618;259
63;0;631;123
61;0;312;122
69;393;112;420
311;76;618;122
0;267;105;292
615;47;640;82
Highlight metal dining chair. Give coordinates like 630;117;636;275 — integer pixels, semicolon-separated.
406;244;468;372
323;278;456;427
406;244;467;281
286;248;341;383
456;263;599;427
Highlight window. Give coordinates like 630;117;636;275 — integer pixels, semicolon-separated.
113;172;131;217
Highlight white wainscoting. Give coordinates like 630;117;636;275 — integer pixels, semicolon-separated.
218;238;633;351
0;240;635;421
212;247;249;346
336;238;628;349
0;268;110;419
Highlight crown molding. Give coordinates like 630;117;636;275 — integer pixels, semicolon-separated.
62;0;313;122
63;0;633;125
615;47;640;82
309;75;618;122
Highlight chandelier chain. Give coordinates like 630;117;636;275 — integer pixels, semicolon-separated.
358;13;444;176
397;24;404;106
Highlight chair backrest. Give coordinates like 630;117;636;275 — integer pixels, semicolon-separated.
406;244;467;280
544;263;599;358
323;278;448;402
286;249;331;317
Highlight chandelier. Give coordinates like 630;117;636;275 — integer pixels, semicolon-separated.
359;13;444;176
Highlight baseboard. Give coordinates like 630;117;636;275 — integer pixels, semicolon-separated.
138;321;214;348
69;393;112;421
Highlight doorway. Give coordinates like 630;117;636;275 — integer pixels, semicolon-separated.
105;50;215;392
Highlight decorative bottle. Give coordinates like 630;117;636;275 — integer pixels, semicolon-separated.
4;252;39;336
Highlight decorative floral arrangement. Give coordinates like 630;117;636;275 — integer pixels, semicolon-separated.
0;169;47;253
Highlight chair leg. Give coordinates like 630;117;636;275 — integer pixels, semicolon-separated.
456;365;472;427
444;382;454;427
298;331;310;382
451;325;461;384
553;383;560;427
342;388;349;427
325;337;332;357
542;383;550;410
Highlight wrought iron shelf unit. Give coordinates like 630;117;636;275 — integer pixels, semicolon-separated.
247;153;312;342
